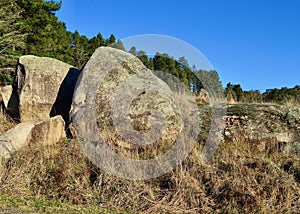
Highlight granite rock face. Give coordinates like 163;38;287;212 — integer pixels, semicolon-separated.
72;47;183;149
11;55;80;122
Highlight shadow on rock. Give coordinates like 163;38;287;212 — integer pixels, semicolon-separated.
50;68;81;129
7;84;20;122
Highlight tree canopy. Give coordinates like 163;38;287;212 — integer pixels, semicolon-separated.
0;0;123;85
0;0;299;105
0;0;26;83
225;83;300;105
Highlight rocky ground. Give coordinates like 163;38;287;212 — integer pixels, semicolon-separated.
198;103;300;155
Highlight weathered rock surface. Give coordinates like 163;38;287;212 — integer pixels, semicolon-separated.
0;85;12;109
225;104;300;154
196;89;210;105
0;115;65;159
199;103;300;155
72;47;182;149
10;55;80;122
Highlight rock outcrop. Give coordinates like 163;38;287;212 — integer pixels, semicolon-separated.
1;50;298;160
0;116;65;159
72;47;183;149
224;104;300;154
199;103;300;155
10;55;80;122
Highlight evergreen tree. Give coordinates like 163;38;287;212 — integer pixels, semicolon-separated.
232;84;243;102
71;31;89;68
178;56;189;68
148;57;154;70
105;34;116;46
225;83;237;102
129;46;137;56
88;33;105;56
242;90;262;103
16;0;73;64
0;0;25;84
137;50;149;66
110;39;125;50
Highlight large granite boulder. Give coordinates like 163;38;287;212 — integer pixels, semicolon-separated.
72;47;183;151
11;55;80;122
0;115;65;159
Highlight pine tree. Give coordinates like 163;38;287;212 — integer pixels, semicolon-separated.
71;31;89;68
88;33;105;56
105;34;116;46
137;50;149;66
110;40;125;50
225;83;237;102
0;0;25;85
16;0;73;64
129;46;137;56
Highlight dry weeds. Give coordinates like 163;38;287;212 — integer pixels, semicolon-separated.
0;136;299;213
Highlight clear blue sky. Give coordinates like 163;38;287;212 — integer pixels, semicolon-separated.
56;0;300;92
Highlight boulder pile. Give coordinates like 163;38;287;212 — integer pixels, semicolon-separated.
0;47;299;160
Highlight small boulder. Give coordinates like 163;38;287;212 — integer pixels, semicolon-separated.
0;85;12;109
0;115;65;159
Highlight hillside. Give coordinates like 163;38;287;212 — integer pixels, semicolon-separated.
0;104;299;213
0;1;299;213
0;48;299;213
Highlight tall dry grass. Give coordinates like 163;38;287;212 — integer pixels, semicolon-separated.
0;136;299;213
0;112;15;134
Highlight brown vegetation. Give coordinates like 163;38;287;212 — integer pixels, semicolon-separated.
0;112;15;134
0;131;299;213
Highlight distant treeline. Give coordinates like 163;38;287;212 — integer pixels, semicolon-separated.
128;47;205;94
0;0;299;105
225;83;300;105
0;0;206;94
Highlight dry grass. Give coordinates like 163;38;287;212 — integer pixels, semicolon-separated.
0;111;15;134
0;136;299;213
